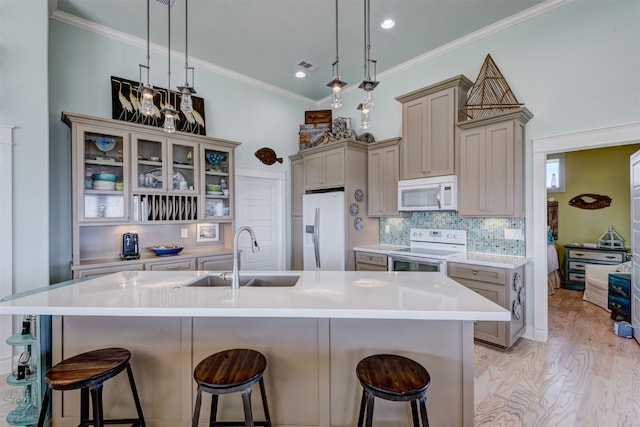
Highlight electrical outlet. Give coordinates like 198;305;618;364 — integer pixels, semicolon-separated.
385;225;390;233
181;228;188;238
504;228;524;240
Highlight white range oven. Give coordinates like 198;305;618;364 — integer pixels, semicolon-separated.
388;228;467;272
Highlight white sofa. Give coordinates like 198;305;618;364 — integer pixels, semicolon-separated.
583;262;629;311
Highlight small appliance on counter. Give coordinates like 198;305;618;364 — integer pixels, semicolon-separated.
121;232;140;260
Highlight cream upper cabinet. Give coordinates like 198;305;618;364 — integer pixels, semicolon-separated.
396;75;472;180
303;147;345;189
367;138;401;217
458;108;533;217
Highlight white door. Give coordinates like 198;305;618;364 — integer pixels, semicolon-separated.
630;150;640;344
235;167;285;271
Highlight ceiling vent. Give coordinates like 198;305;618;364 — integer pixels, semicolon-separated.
296;60;320;73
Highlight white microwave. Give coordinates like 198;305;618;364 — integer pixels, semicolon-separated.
397;176;457;211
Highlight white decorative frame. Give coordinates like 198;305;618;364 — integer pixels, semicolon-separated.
197;223;219;242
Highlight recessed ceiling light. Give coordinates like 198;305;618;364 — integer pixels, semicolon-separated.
381;18;395;30
295;71;306;78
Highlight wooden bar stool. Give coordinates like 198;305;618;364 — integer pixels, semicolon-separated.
37;347;145;427
192;348;271;427
356;354;431;427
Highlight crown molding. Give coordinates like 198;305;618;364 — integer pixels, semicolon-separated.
49;8;316;106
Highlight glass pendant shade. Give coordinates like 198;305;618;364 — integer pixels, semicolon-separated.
330;91;342;109
360;110;370;129
140;83;156;116
180;92;193;113
362;90;374;111
162;106;178;133
178;84;195;113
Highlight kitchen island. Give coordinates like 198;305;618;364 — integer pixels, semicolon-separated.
0;270;509;427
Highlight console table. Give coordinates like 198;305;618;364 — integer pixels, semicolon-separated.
563;245;628;291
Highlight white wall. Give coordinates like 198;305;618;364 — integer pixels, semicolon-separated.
0;0;50;371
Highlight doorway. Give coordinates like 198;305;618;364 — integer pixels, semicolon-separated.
531;122;640;341
235;166;286;271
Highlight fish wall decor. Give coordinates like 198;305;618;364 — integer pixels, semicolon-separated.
568;193;612;209
255;147;283;165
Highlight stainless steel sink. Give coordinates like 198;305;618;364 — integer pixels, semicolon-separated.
185;274;300;288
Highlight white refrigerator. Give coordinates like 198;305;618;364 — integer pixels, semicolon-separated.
303;191;345;270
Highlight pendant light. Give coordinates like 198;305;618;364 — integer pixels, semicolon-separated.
139;0;158;116
326;0;346;109
357;103;370;129
161;1;179;133
358;0;378;126
176;0;196;113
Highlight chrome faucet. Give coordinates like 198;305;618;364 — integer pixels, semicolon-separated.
232;226;260;290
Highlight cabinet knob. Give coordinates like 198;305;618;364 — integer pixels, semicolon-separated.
472;270;479;275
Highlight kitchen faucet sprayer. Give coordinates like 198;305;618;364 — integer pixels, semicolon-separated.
232;226;260;290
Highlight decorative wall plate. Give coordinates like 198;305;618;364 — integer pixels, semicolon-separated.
354;189;364;202
354;217;364;230
349;203;359;216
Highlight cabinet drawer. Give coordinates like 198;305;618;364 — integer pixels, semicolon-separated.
568;261;587;271
568;272;585;281
146;259;196;271
448;262;506;285
355;252;388;267
198;255;233;271
355;263;388;271
567;249;625;263
608;274;631;298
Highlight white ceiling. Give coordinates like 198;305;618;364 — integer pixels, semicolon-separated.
54;0;547;101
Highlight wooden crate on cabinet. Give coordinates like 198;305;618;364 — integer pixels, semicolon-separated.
395;75;472;179
367;138;401;217
457;108;533;217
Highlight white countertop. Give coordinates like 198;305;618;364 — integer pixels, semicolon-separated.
447;252;529;269
0;271;509;321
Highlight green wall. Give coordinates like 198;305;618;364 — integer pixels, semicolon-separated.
553;144;640;261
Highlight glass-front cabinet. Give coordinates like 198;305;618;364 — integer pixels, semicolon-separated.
63;112;240;274
77;125;129;222
201;146;233;219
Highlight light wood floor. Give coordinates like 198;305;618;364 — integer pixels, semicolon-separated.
1;289;638;427
475;288;639;427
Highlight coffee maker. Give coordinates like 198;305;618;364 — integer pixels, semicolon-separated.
121;233;140;260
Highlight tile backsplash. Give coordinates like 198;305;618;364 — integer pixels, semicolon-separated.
379;212;525;256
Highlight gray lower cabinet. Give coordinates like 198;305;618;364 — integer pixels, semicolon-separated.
197;254;234;271
74;253;232;277
448;262;525;348
146;258;196;271
354;251;388;271
75;263;144;278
